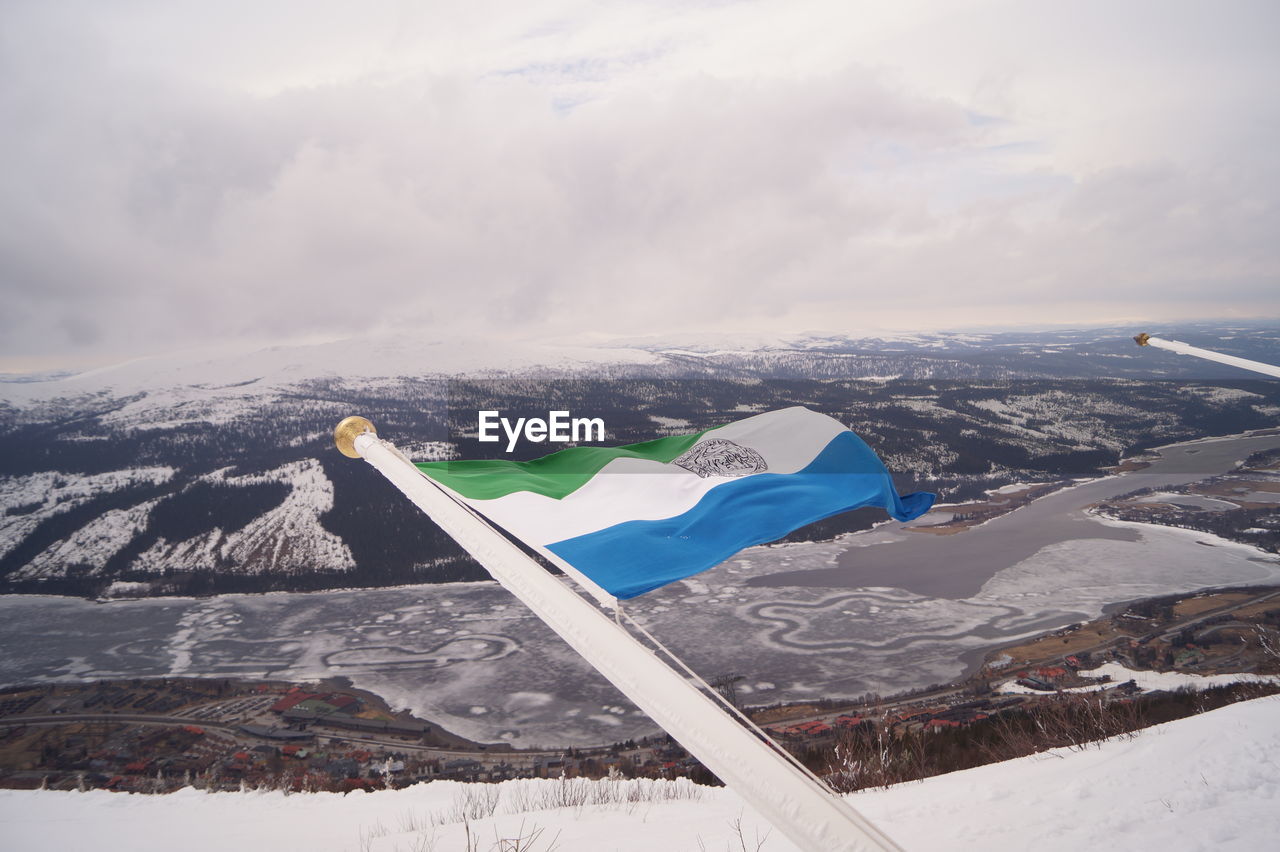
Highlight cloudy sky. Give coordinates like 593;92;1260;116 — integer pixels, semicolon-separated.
2;0;1277;371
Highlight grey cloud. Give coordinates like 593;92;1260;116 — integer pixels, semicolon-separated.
1;2;1278;369
2;50;974;356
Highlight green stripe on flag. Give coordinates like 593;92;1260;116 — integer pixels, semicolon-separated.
416;428;717;500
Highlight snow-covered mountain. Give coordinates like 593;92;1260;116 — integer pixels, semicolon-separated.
2;693;1276;851
4;321;1278;405
0;335;663;408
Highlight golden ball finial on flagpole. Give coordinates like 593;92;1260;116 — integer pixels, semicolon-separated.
334;416;377;458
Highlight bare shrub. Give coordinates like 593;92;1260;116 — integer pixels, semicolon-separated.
490;819;561;852
728;814;771;852
826;725;928;791
500;776;702;816
827;693;1153;792
433;784;503;826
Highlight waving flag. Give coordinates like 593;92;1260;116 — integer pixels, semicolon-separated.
417;407;934;601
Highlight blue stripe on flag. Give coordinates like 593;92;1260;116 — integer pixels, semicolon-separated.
546;431;935;599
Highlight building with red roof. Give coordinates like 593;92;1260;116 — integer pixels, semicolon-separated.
270;690;320;713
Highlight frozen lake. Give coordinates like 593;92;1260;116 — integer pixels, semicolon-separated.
1;432;1279;747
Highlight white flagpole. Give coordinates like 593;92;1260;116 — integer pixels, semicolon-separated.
335;417;902;852
1134;333;1280;379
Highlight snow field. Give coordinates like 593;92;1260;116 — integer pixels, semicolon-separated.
0;468;174;564
854;694;1280;851
0;777;780;852
127;460;356;577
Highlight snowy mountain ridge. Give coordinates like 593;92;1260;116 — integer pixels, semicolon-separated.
4;321;1279;408
0;335;663;407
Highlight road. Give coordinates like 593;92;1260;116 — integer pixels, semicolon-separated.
0;713;240;734
0;711;566;764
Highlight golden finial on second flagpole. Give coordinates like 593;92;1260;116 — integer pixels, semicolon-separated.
334;416;377;458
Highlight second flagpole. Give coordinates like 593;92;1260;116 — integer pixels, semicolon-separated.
1134;333;1280;379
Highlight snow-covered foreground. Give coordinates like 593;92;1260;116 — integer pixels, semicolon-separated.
3;695;1278;851
858;694;1280;851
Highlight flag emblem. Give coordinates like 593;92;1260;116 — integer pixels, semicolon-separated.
673;438;768;478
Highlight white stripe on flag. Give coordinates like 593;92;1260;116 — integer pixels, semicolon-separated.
455;407;847;546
